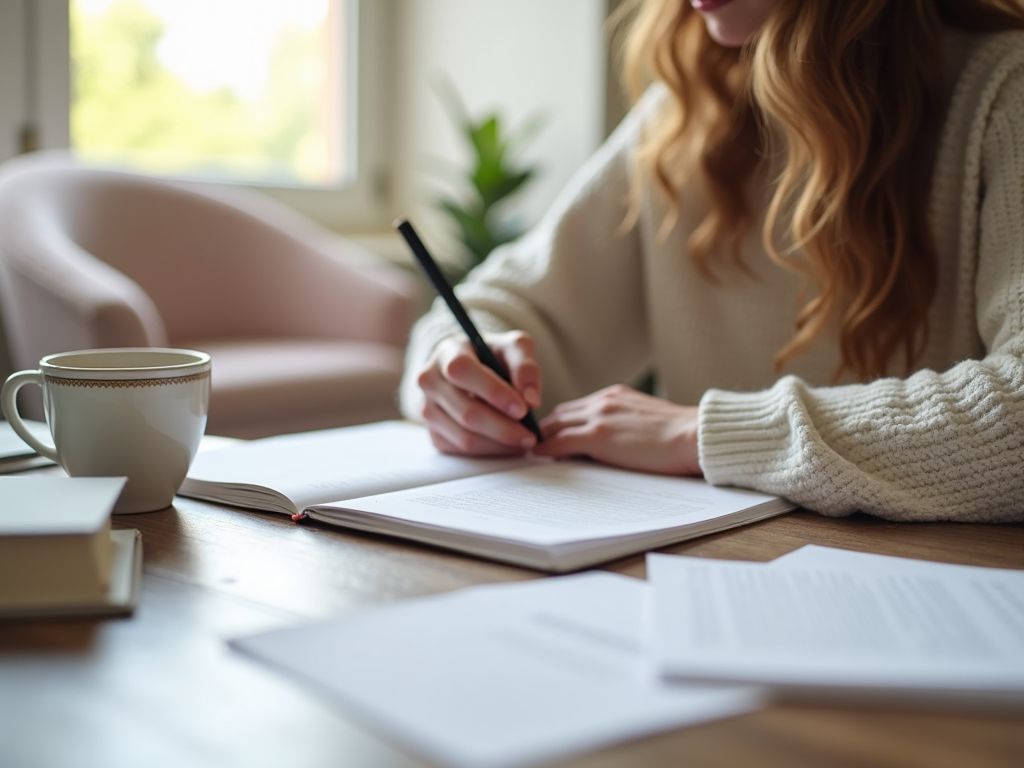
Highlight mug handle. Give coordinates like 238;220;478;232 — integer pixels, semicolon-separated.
1;370;59;462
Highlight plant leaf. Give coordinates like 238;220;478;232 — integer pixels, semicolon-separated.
431;82;544;268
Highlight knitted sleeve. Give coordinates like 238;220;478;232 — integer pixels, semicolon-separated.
697;54;1024;523
400;94;654;420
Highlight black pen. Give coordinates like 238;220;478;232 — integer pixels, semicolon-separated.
395;219;543;443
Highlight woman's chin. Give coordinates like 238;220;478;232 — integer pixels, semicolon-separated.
704;22;751;47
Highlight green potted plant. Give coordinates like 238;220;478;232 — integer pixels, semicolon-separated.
433;82;544;282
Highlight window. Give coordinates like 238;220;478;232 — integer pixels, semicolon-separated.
2;0;393;231
71;0;353;188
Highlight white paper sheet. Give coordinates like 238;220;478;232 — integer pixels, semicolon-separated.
648;552;1024;705
0;419;52;460
232;572;763;768
0;419;56;472
773;544;1024;578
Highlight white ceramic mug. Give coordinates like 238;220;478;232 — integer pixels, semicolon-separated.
1;348;211;513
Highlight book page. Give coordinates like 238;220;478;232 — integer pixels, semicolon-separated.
232;572;762;768
319;462;786;546
181;421;532;511
648;553;1024;695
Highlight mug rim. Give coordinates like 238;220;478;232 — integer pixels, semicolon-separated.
39;347;211;381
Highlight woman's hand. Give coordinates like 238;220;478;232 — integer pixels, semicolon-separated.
416;330;542;456
534;385;702;476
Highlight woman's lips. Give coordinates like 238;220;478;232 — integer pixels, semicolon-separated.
691;0;735;11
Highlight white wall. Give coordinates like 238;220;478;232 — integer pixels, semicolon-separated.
389;0;606;262
0;2;27;161
35;0;71;151
0;0;69;159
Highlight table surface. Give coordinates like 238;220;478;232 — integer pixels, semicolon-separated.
2;467;1023;768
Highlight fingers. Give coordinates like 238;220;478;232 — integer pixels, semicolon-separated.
433;335;531;419
421;378;537;451
496;331;542;409
424;399;531;456
417;334;540;455
532;385;703;476
536;384;632;441
532;427;598;459
533;395;608;459
533;406;603;458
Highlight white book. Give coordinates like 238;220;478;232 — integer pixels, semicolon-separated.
0;476;142;618
648;551;1024;710
180;421;795;572
232;572;764;768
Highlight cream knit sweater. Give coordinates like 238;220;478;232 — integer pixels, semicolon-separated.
401;29;1024;523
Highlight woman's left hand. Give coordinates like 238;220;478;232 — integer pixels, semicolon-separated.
533;385;702;476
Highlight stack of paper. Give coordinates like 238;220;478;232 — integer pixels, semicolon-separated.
648;547;1024;710
232;545;1024;768
233;573;764;768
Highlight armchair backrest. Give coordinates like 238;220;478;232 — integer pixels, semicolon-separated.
0;152;418;371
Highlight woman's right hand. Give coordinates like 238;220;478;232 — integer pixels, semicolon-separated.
416;330;542;456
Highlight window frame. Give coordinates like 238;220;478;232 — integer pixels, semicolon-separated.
2;0;394;233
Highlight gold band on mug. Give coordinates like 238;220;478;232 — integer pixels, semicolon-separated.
46;371;211;389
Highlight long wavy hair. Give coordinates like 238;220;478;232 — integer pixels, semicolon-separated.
620;0;1024;380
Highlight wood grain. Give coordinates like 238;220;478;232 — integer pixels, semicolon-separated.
2;482;1022;768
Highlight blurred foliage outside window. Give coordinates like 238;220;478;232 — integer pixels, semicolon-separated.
70;0;349;187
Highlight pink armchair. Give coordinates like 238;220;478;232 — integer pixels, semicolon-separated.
0;151;420;438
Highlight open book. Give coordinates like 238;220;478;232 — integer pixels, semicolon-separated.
180;421;795;572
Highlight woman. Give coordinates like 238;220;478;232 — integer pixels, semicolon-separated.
400;0;1024;522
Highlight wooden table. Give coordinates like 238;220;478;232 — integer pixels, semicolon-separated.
2;478;1023;768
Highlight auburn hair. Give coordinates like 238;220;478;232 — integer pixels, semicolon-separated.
620;0;1024;380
